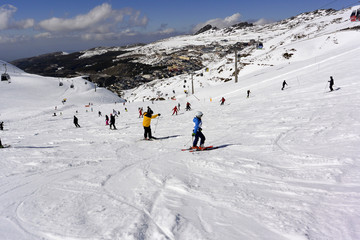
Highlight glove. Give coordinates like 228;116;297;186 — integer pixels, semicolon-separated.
192;133;195;136
158;113;161;116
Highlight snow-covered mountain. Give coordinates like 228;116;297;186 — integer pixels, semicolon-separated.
1;6;360;240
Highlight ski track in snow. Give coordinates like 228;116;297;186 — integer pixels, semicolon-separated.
1;11;360;240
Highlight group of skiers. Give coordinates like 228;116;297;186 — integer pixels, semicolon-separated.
68;75;336;151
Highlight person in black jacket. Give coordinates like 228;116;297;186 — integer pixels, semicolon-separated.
328;76;334;91
281;80;288;90
110;114;117;130
73;116;80;128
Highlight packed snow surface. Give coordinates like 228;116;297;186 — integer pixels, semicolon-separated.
1;9;360;240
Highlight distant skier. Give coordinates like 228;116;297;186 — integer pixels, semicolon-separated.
0;121;4;130
0;138;3;148
281;80;288;90
73;116;80;128
220;97;225;105
192;111;205;149
247;90;251;98
186;102;191;111
328;76;334;91
178;103;181;111
110;114;117;130
172;106;178;115
98;111;102;117
138;107;143;118
142;108;161;140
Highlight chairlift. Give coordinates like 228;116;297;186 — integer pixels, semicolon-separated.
350;8;360;21
257;42;264;49
1;73;10;81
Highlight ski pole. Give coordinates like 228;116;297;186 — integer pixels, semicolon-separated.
154;116;160;134
184;136;194;147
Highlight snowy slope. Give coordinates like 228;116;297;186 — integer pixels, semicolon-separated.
1;8;360;240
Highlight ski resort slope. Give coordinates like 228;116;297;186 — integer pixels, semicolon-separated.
1;24;360;240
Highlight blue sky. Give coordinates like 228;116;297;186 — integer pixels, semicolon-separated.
0;0;357;61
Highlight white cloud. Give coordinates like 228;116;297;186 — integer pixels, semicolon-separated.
0;4;34;30
38;3;148;33
0;4;16;30
192;13;242;32
34;32;52;39
254;18;276;25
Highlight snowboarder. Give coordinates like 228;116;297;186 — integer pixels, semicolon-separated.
328;76;334;91
220;97;225;105
110;114;117;130
172;106;178;115
138;107;143;118
105;115;109;125
142;108;161;140
192;111;205;149
186;102;191;111
247;90;251;98
281;80;288;90
73;115;80;128
0;121;3;130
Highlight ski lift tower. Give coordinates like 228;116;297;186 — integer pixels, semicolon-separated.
234;49;239;83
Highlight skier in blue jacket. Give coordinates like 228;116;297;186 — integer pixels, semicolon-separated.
192;111;206;149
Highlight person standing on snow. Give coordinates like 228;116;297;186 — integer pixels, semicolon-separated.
110;114;117;130
220;97;225;105
73;115;81;128
328;76;334;91
186;102;191;111
142;108;161;140
0;121;4;131
105;115;109;125
281;80;288;90
247;90;251;98
172;106;178;115
192;111;206;149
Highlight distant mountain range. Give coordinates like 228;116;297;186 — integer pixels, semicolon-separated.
10;7;360;97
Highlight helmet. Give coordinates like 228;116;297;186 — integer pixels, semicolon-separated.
195;111;203;118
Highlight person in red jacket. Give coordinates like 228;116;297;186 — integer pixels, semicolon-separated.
172;106;178;115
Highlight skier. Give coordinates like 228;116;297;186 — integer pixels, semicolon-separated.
178;103;181;111
110;114;117;130
138;107;143;118
73;115;80;128
247;90;251;98
192;111;205;149
142;108;161;140
220;97;225;105
328;76;334;91
172;106;178;115
281;80;288;90
0;121;3;130
98;111;102;117
105;115;109;125
186;102;191;111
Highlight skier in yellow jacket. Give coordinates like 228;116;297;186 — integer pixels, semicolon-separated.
143;108;161;140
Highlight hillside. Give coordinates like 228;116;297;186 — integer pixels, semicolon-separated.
1;6;360;240
10;8;360;98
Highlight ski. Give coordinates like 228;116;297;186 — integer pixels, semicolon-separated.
182;146;214;152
